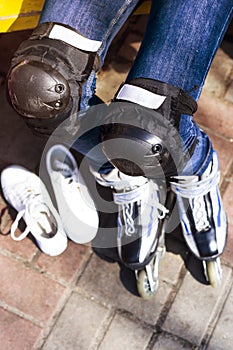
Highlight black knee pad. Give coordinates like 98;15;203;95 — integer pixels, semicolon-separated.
7;22;100;136
100;78;197;178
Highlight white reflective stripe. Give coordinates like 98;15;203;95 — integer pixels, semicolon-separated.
49;24;102;52
116;84;166;109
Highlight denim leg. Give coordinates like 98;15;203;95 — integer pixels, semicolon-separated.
40;0;139;43
127;0;233;98
126;0;233;175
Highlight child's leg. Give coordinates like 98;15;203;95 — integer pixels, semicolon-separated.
101;0;231;288
39;0;141;110
124;0;232;175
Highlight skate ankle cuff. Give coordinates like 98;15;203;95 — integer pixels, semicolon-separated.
33;22;102;52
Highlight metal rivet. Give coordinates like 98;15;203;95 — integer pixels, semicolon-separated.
152;144;162;154
55;84;65;93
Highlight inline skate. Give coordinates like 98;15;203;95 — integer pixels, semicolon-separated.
169;151;227;287
94;168;169;300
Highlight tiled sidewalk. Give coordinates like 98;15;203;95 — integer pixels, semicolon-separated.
0;16;233;350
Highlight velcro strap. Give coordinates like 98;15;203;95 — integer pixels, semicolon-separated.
128;78;197;116
31;22;102;52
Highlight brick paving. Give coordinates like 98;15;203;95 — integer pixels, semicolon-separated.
0;15;232;350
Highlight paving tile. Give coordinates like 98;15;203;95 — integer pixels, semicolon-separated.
159;251;184;286
99;312;152;350
222;223;233;266
204;130;233;179
118;32;142;62
77;254;172;325
203;48;233;98
0;195;12;234
207;283;233;350
42;292;110;350
225;80;233;104
35;241;91;284
96;67;128;103
0;232;39;262
194;92;233;141
152;333;192;350
0;307;42;350
0;253;65;323
163;266;232;346
223;181;233;225
222;181;233;266
129;15;148;36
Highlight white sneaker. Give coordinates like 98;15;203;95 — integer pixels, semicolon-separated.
46;144;99;244
1;165;67;256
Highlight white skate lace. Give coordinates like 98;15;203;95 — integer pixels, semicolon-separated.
113;182;168;236
10;183;52;241
170;166;220;232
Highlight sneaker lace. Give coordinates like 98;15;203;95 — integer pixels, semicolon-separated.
113;182;168;236
170;167;220;232
53;159;80;194
53;159;74;178
10;183;52;241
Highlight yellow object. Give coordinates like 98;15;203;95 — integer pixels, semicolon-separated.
0;0;151;33
0;0;45;32
133;1;151;15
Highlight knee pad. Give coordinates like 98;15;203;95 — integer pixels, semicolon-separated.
100;78;197;179
7;22;100;136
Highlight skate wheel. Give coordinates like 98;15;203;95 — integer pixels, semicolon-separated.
137;270;158;300
206;259;222;288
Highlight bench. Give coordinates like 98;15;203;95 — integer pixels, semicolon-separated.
0;0;151;33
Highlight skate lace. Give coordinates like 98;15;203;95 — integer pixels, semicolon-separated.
170;167;220;232
11;183;51;241
113;183;168;236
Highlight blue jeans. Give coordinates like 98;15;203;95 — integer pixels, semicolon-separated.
40;0;233;175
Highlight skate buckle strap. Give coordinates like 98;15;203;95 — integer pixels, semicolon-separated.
170;165;220;232
170;168;220;199
113;183;149;204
